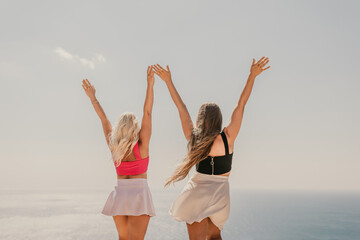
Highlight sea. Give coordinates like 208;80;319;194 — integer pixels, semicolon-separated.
1;188;359;240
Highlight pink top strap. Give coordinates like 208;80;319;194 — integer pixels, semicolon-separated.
133;142;142;160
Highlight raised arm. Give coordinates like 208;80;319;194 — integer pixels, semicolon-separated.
225;57;270;143
139;66;155;147
82;79;112;145
153;64;194;141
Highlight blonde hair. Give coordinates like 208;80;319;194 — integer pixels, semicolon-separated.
109;112;140;167
165;103;222;186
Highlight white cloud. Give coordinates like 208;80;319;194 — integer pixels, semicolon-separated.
79;57;95;69
95;53;106;63
53;47;106;69
53;47;74;60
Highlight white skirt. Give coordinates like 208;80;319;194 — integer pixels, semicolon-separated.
102;178;155;217
169;172;230;230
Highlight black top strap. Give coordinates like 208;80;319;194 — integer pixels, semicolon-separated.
220;131;229;155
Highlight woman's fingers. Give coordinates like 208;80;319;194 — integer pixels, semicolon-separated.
155;64;168;72
82;79;95;91
84;79;92;88
150;67;155;75
152;65;159;72
156;64;166;71
153;65;162;72
258;58;268;66
256;57;265;65
251;57;270;76
153;68;164;76
260;59;269;67
82;79;89;88
152;64;171;80
153;70;162;76
147;66;151;74
82;83;91;91
152;68;160;74
263;66;271;71
153;64;170;73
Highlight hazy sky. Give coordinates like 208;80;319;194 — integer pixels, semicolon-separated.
1;0;359;191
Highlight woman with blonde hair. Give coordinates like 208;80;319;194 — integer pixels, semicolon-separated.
153;57;270;240
82;66;156;240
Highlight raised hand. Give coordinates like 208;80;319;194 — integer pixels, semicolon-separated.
147;66;155;86
153;63;194;140
82;79;96;101
81;78;111;145
250;57;270;77
153;64;172;83
139;66;155;147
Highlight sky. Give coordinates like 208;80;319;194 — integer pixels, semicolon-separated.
1;0;359;191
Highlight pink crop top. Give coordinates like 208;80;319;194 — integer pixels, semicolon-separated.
114;142;149;175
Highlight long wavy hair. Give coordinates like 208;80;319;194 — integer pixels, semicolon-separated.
108;112;140;167
165;102;222;186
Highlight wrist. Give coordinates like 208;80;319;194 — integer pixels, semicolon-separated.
90;97;98;102
249;72;257;79
165;78;173;85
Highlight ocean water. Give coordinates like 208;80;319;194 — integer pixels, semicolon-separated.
0;188;360;240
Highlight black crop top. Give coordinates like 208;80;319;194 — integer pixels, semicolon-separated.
196;131;233;175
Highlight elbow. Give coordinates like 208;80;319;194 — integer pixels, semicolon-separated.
100;117;110;124
178;102;188;113
238;100;246;109
143;108;152;116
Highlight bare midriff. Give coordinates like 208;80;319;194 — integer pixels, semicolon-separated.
220;171;230;177
117;172;147;179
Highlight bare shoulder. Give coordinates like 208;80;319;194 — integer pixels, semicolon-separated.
209;133;225;156
213;134;224;145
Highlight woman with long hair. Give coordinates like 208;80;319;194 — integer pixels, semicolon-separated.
81;66;156;240
153;57;270;240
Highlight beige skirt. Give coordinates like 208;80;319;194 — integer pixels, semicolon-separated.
102;178;155;217
169;172;230;230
